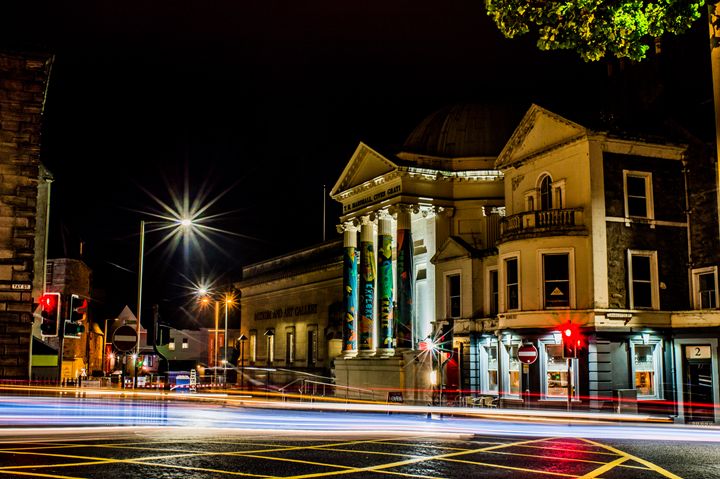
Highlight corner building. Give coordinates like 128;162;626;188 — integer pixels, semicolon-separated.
332;103;720;420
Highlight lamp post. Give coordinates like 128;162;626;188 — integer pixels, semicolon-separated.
224;295;231;387
136;218;194;388
239;334;247;389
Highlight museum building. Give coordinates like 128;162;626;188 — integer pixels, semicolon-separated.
238;103;720;422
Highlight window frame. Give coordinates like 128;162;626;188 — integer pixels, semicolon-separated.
539;336;579;401
445;271;462;319
501;253;521;312
478;336;499;395
538;174;553;211
486;266;499;317
538;248;575;310
249;330;257;363
623;170;654;220
500;335;522;399
692;266;719;310
627;250;660;310
285;328;295;364
629;337;664;400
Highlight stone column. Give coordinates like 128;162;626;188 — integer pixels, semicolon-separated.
394;204;414;350
339;222;358;356
376;211;394;355
358;216;375;355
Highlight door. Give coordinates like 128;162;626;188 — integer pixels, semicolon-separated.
683;345;715;423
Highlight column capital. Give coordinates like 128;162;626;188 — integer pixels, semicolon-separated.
336;222;359;234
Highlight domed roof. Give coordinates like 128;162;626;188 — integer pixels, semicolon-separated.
402;103;521;158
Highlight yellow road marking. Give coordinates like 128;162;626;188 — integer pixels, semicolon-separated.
581;438;685;479
577;456;629;478
281;437;558;479
0;470;86;479
479;449;648;469
516;443;621;457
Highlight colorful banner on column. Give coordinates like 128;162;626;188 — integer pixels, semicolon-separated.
377;233;393;349
359;240;375;351
395;228;413;349
342;246;358;352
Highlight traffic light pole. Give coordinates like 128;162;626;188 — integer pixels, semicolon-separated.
56;320;65;386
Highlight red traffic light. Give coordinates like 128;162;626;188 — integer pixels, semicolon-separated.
39;292;61;337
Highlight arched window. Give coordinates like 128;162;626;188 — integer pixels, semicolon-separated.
539;175;553;210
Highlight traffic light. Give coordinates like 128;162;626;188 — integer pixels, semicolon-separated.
561;324;581;359
64;294;87;339
39;292;61;337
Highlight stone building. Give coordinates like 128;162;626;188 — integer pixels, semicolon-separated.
237;102;720;421
236;240;344;388
0;50;53;380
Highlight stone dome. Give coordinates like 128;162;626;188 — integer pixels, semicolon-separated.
402;103;521;158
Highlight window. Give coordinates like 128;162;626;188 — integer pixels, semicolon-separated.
504;257;520;311
181;338;188;349
447;274;461;318
479;337;498;395
488;268;499;316
250;331;257;363
628;250;659;309
524;190;536;211
540;339;579;400
307;330;317;365
265;330;275;364
624;171;653;219
539;174;553;210
630;338;663;400
502;342;521;398
168;338;175;351
286;330;295;364
543;253;570;308
692;267;719;310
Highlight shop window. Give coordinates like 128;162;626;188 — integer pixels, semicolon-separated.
624;170;654;219
479;337;498;395
630;338;663;400
540;339;579;400
181;338;188;349
504;257;520;311
501;341;521;398
628;250;659;309
543;253;570;308
692;267;719;310
446;274;461;318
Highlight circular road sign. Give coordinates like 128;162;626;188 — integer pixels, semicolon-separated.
518;343;538;365
112;325;138;352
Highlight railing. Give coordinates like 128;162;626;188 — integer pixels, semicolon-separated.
500;207;584;237
280;378;374;403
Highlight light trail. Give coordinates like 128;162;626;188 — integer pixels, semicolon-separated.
0;394;718;444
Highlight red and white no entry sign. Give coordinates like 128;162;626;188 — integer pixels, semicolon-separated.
518;343;538;365
112;325;138;352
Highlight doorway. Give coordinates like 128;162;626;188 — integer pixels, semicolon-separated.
683;344;714;423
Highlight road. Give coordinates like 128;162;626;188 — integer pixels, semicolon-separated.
0;393;717;478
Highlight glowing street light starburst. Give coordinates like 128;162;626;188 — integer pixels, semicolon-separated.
132;172;259;267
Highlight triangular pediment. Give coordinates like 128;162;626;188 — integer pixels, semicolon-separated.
430;237;474;264
330;142;398;197
495;104;587;169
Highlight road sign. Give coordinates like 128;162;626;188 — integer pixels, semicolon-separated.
518;343;538;365
113;325;138;352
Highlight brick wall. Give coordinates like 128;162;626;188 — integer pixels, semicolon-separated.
0;50;53;379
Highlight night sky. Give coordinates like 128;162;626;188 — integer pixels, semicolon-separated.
1;1;714;327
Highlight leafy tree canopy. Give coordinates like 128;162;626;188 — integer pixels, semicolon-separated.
486;0;706;61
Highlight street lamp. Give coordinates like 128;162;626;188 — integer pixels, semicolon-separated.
196;288;235;387
136;218;194;388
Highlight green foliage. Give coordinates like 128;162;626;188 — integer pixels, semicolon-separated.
486;0;706;61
